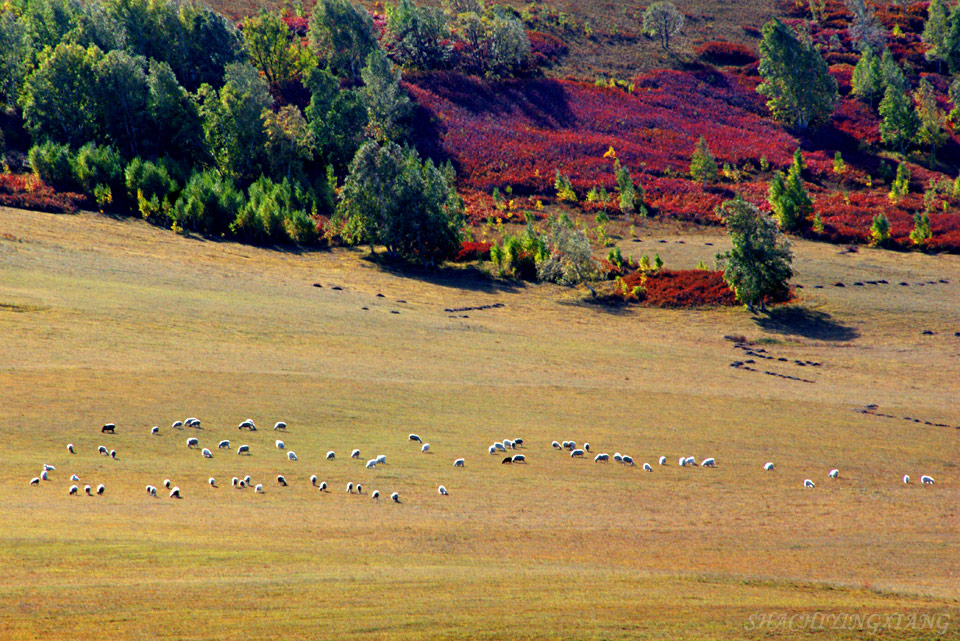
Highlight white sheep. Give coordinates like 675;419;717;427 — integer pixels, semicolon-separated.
371;490;380;500
318;481;328;492
584;443;591;452
237;444;250;455
803;479;816;488
243;475;252;485
201;448;213;458
186;437;199;449
351;449;360;459
238;420;254;430
307;475;316;486
764;462;775;471
209;477;216;487
365;459;378;469
488;445;496;455
503;439;513;449
170;487;181;498
69;485;79;495
255;484;264;493
239;480;246;488
110;450;117;459
514;438;524;447
921;475;935;485
828;468;839;479
902;475;910;484
172;421;183;430
494;442;506;452
391;491;400;503
622;456;635;466
345;482;354;493
356;484;363;494
438;485;448;495
98;445;108;455
232;477;239;487
85;485;92;496
326;451;335;460
96;484;105;495
552;441;561;449
570;449;584;458
613;453;623;463
274;421;286;431
146;485;157;496
43;464;55;471
684;456;697;467
150;426;159;435
276;440;285;449
421;444;430;453
453;458;465;467
409;434;422;443
658;456;667;466
218;440;230;449
67;443;75;453
678;457;687;467
29;477;39;485
375;455;386;465
594;453;609;463
701;458;716;468
70;474;80;481
642;463;653;472
277;475;287;487
512;454;525;463
40;470;49;481
185;417;200;428
163;479;171;489
288;451;298;461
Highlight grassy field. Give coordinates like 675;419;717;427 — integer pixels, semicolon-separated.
0;207;958;640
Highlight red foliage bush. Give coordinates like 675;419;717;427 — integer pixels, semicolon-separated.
452;240;492;262
282;15;309;37
695;41;758;66
617;269;738;307
527;31;568;66
0;173;84;213
829;64;854;95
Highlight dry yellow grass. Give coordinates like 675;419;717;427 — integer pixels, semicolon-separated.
0;207;958;640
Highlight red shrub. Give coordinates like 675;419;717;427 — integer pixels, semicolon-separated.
452;241;492;262
695;41;759;66
527;31;568;66
617;269;738;307
0;173;84;213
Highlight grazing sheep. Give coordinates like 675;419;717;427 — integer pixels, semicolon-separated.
613;453;623;463
351;449;360;459
453;458;465;467
828;469;839;479
218;440;230;449
146;485;157;496
69;485;78;495
67;443;75;453
512;454;526;463
186;418;201;429
70;474;80;481
310;475;318;486
277;475;287;487
186;437;199;449
232;477;239;487
594;453;609;463
503;439;513;449
642;463;653;472
902;475;910;484
102;423;115;433
563;441;576;450
40;470;49;481
584;443;591;452
346;482;354;493
319;481;328;492
570;449;585;458
488;445;496;455
326;451;335;460
493;442;506;452
110;450;117;459
701;458;716;468
96;484;105;495
243;476;252;486
803;479;816;488
273;421;286;431
238;419;256;431
678;457;687;467
622;456;635;466
684;456;697;467
172;421;183;430
391;492;400;503
201;448;213;458
921;475;935;485
85;485;92;496
409;434;422;443
255;484;264;493
98;445;108;455
163;479;172;489
658;456;667;466
239;480;246;488
501;456;513;464
288;451;298;461
371;490;380;500
43;464;55;471
150;426;159;435
356;484;363;494
365;459;378;469
552;441;561;450
237;444;250;455
514;438;524;447
375;455;386;465
438;485;448;495
276;440;285;450
763;462;775;471
169;487;181;498
421;444;430;453
209;477;216;487
29;477;39;485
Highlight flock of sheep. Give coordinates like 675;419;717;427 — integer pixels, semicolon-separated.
26;419;938;501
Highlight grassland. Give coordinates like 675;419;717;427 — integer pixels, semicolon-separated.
0;206;959;640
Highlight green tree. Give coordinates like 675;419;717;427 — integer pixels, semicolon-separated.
241;9;316;89
73;142;123;196
689;136;718;184
305;66;368;172
914;79;948;161
199;62;273;181
880;48;907;94
845;0;886;52
94;49;150;157
263;105;316;182
614;159;644;215
0;10;35;108
145;59;204;160
757;18;838;129
177;3;247;91
360;47;411;144
231;176;318;244
335;141;464;264
385;0;451;70
536;214;600;296
308;0;378;83
642;1;684;51
716;196;793;311
28;140;76;190
878;84;919;153
889;162;911;200
923;0;951;72
171;169;245;235
851;47;883;107
768;152;813;231
910;210;932;246
869;213;891;246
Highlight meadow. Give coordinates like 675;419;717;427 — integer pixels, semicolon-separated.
1;206;958;640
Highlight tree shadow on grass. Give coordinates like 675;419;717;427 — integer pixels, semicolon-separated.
753;305;859;342
362;254;523;294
